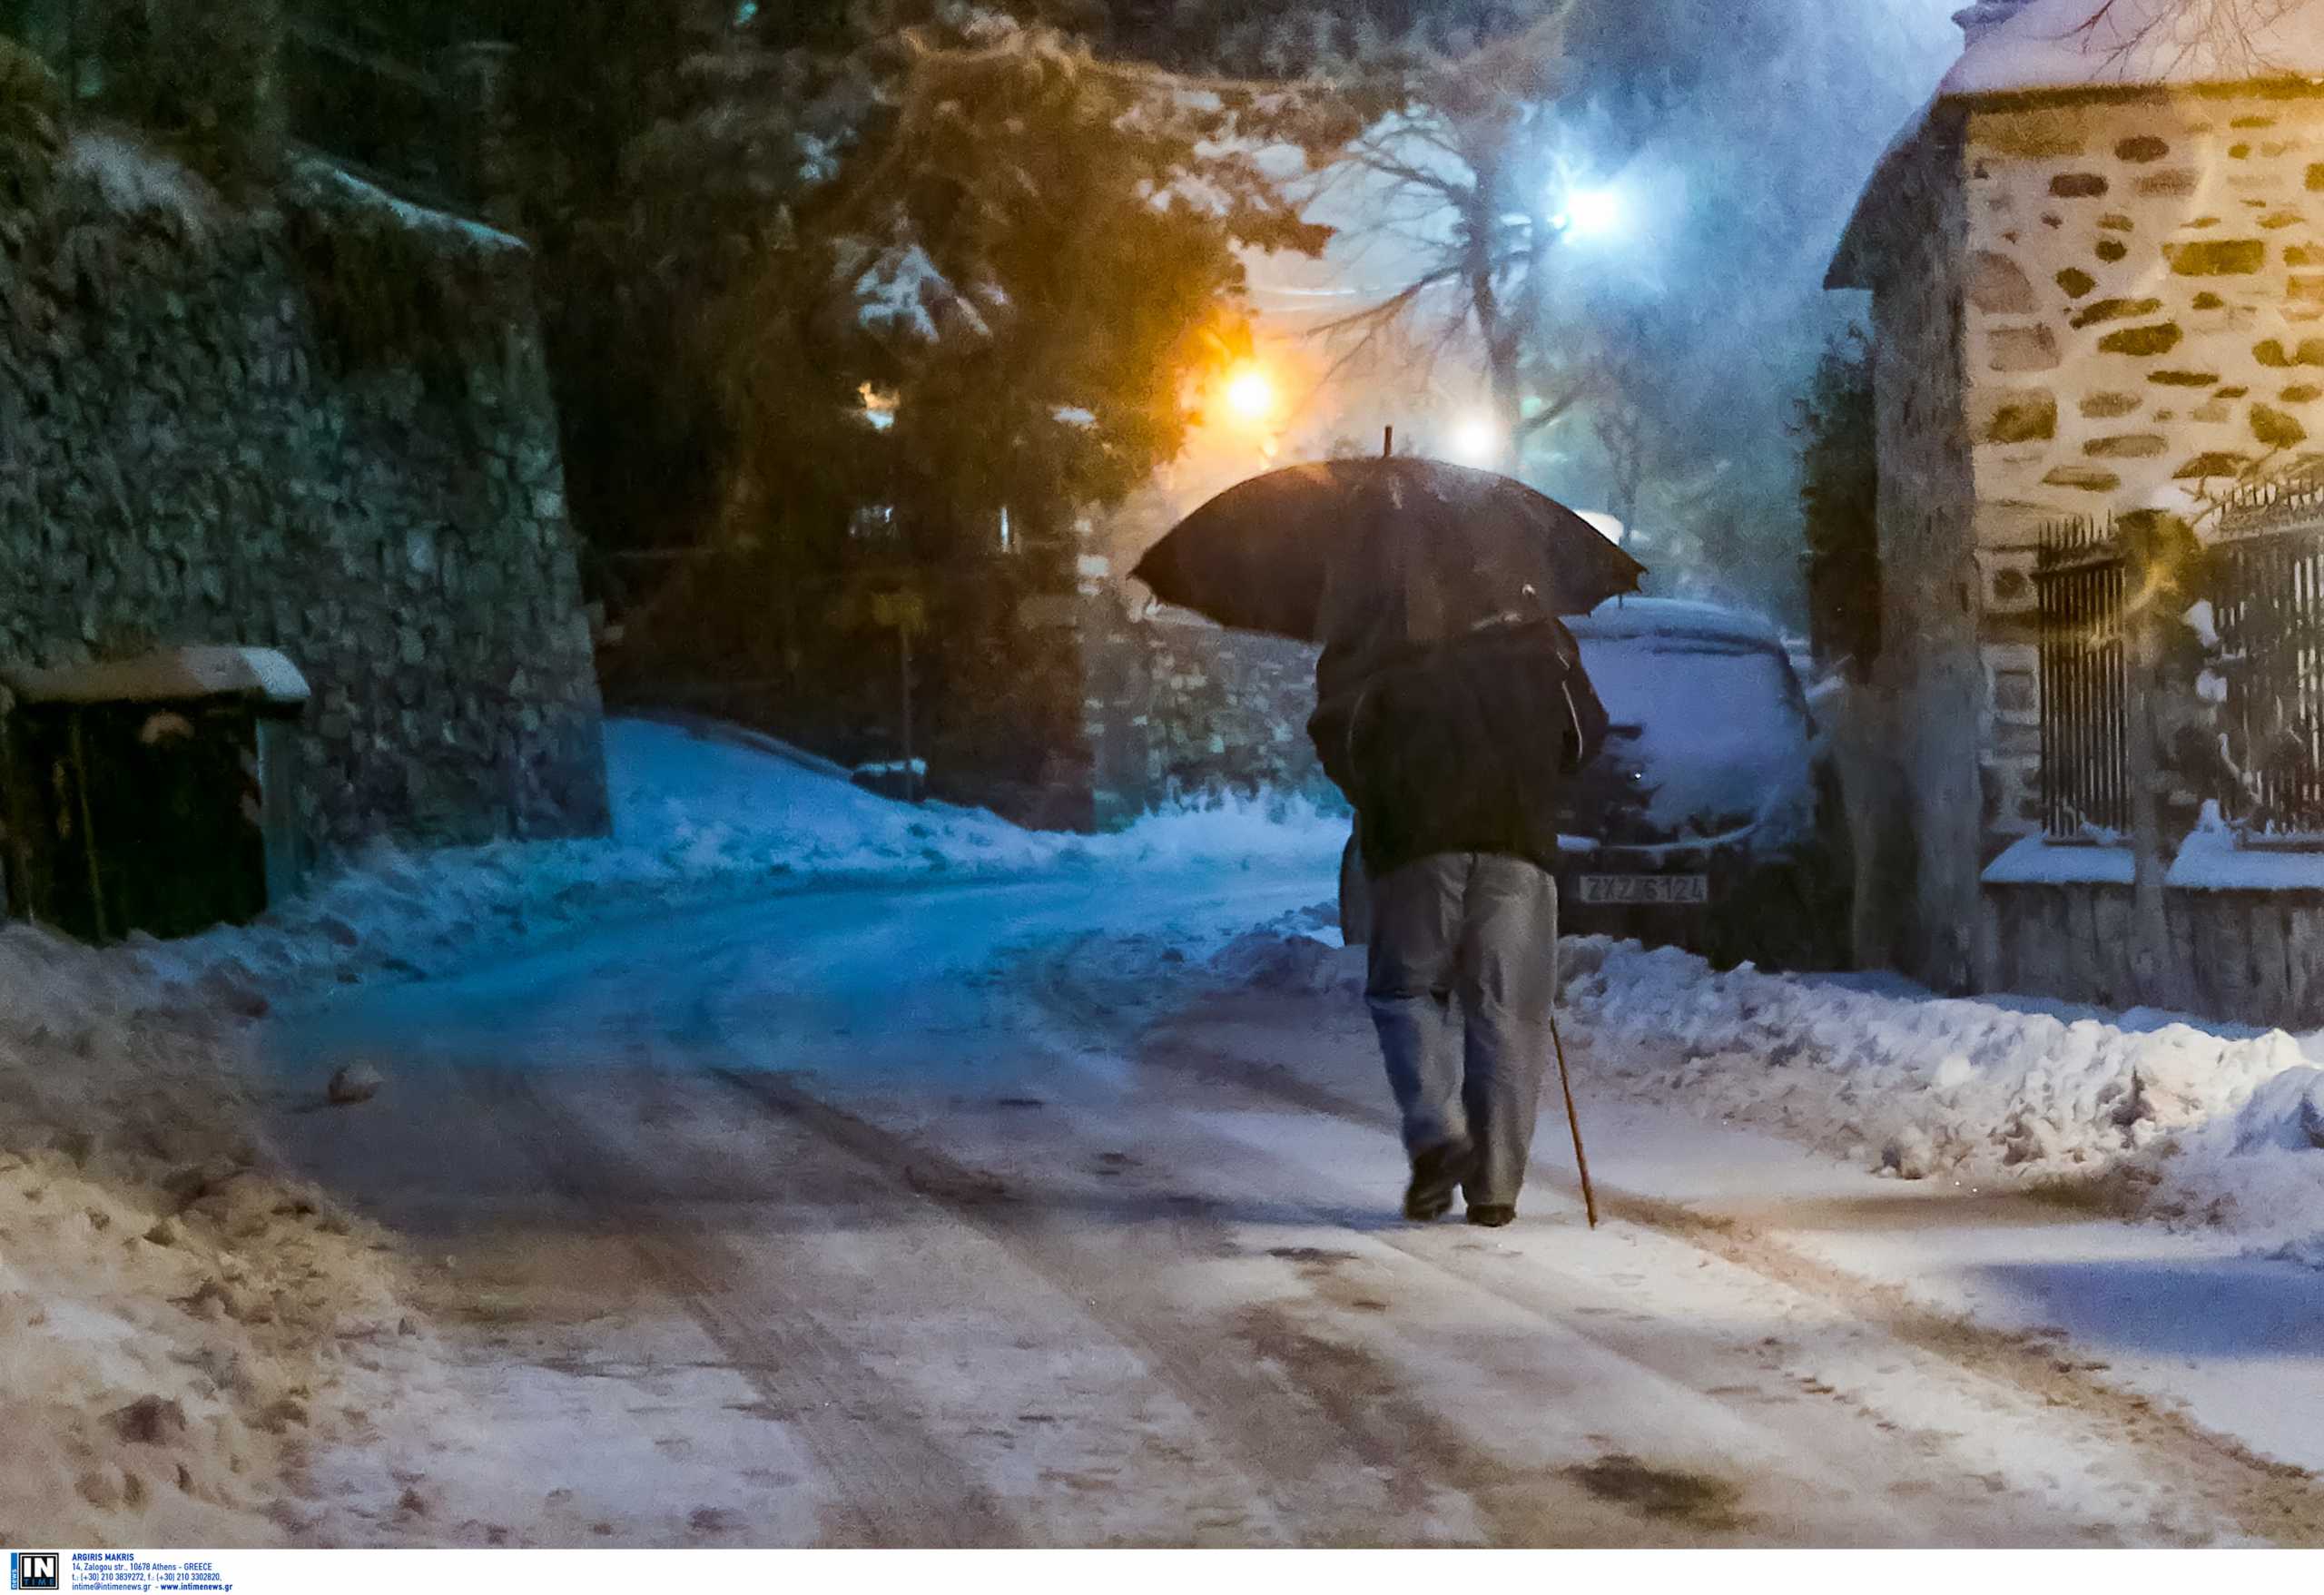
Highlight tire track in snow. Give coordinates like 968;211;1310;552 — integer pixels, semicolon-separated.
1082;980;2324;1548
456;1065;1018;1548
704;1066;1677;1546
704;1060;2139;1544
724;1041;2218;1544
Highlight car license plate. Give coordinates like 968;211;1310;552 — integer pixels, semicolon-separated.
1576;873;1709;906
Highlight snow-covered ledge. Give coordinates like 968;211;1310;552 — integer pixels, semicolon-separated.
2169;823;2324;893
1984;830;2324;891
1982;834;2132;887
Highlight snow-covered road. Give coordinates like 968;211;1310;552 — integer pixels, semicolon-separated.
258;865;2322;1547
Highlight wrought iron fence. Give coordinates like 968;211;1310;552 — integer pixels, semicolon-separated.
2213;468;2324;835
2034;514;2130;840
2216;460;2324;537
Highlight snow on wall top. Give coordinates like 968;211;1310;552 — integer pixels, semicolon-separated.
1942;0;2324;97
58;130;212;237
4;646;310;707
1982;832;2137;885
292;159;528;255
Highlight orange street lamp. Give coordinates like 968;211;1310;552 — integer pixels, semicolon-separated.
1224;364;1277;426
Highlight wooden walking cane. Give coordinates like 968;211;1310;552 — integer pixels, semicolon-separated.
1547;1006;1598;1228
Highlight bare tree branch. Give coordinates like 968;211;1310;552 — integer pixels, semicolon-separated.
2064;0;2300;79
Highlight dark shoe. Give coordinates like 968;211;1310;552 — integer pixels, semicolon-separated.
1403;1140;1473;1222
1465;1203;1516;1228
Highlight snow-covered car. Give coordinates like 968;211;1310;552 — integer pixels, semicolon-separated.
1555;598;1846;970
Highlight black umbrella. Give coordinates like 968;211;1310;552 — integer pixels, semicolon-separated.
1130;457;1646;655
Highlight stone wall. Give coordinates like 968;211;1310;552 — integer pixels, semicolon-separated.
1079;584;1334;830
1985;876;2324;1029
1960;85;2324;840
0;133;608;864
1862;110;1986;990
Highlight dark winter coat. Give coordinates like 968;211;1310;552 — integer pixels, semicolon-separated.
1309;615;1610;881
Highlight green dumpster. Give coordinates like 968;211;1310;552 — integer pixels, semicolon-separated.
1;646;310;943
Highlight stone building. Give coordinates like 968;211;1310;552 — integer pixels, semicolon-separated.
0;100;608;881
1829;0;2324;1014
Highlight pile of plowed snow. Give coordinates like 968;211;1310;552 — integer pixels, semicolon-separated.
1192;927;2324;1267
4;714;1342;1545
0;925;430;1544
133;718;1343;1003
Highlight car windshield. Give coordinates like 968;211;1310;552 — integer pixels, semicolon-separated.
1576;634;1814;841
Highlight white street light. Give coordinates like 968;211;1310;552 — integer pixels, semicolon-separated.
1556;186;1623;240
1449;412;1503;467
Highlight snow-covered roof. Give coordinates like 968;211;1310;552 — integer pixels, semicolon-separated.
1830;2;2324;290
4;647;311;708
1567;596;1786;649
290;157;528;255
1944;0;2324;97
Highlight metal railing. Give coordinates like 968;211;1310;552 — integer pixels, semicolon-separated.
2217;460;2324;538
2034;513;2130;840
2214;470;2324;835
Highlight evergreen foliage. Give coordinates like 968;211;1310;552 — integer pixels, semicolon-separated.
1797;325;1879;677
0;34;64;214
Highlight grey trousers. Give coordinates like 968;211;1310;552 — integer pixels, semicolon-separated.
1365;852;1560;1206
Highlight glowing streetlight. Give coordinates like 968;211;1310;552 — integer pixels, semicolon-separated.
1224;364;1277;426
1557;186;1624;240
1449;411;1504;467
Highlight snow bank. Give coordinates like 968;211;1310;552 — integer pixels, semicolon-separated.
1556;940;2310;1177
1208;910;1350;995
1;714;1337;1543
1193;929;2324;1265
0;925;428;1544
122;718;1341;1006
2160;1066;2324;1267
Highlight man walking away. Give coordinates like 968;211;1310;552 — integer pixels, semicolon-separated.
1310;613;1608;1227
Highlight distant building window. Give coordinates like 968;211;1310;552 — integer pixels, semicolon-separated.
850;504;896;542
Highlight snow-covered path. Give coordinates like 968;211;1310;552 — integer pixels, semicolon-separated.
254;866;2323;1547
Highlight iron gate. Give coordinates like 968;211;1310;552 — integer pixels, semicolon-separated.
2213;471;2324;835
2033;515;2130;840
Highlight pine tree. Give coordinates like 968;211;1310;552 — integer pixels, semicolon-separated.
1797;326;1878;677
547;3;1336;794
